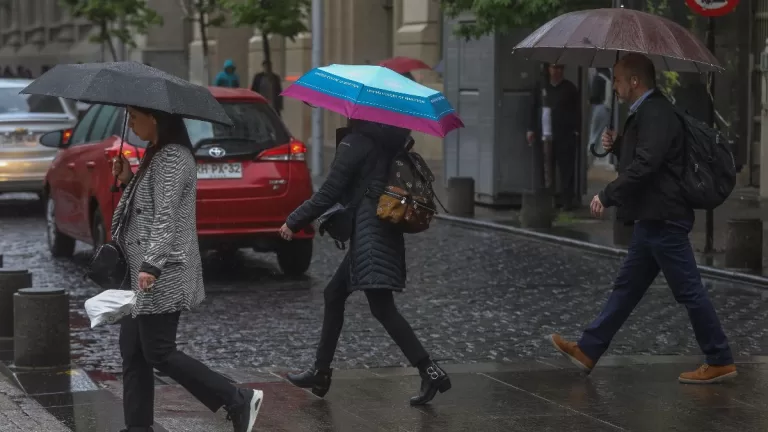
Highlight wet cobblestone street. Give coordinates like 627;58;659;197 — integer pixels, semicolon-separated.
2;193;768;375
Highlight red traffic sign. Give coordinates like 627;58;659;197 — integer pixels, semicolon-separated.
685;0;739;17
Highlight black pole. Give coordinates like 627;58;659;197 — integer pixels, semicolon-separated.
704;17;715;253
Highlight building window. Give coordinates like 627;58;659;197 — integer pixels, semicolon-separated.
0;0;12;28
52;0;62;22
26;0;36;25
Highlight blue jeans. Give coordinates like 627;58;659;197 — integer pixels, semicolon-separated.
578;220;733;366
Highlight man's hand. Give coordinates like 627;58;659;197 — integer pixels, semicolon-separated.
526;131;535;146
602;129;617;152
279;223;294;241
138;272;156;291
590;194;605;218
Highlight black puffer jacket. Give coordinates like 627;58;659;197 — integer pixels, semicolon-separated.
286;120;409;292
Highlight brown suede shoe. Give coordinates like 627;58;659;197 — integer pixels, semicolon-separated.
678;364;737;384
549;334;595;373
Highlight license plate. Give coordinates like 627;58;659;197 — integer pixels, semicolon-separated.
0;135;21;147
0;134;41;147
197;162;243;179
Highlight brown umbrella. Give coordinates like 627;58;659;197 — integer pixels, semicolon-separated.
512;7;722;73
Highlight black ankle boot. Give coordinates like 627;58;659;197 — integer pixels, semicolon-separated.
286;367;333;397
410;360;451;406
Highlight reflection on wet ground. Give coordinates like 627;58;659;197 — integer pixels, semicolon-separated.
4;358;768;431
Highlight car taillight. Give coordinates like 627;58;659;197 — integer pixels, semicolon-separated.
61;129;73;145
105;145;144;166
256;141;307;161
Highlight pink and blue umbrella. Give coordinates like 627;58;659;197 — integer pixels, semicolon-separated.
281;64;464;138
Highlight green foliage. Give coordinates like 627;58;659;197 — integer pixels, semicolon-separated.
439;0;610;39
180;0;226;27
60;0;162;59
225;0;310;40
645;0;681;100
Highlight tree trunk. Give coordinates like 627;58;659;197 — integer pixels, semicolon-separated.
262;32;271;69
101;23;119;61
199;11;211;84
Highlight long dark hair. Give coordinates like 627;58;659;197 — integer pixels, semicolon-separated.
130;106;193;171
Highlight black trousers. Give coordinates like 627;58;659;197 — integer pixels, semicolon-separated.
315;255;429;370
120;312;243;428
552;137;578;207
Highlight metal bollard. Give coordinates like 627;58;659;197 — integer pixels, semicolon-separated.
0;268;32;339
13;287;70;370
446;177;475;217
0;254;3;267
725;219;762;271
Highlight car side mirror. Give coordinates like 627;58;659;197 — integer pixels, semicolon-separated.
39;130;64;148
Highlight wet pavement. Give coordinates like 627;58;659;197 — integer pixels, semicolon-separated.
3;193;768;375
4;357;768;431
5;192;768;430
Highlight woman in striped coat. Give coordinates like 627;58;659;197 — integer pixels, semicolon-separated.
111;106;262;432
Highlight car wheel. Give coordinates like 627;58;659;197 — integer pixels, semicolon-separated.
276;239;313;276
91;208;106;251
46;194;76;258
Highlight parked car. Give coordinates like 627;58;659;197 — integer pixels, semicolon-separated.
40;87;315;275
0;79;79;197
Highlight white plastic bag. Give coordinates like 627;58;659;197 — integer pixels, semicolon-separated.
84;290;137;328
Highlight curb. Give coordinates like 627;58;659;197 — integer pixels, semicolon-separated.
436;213;768;288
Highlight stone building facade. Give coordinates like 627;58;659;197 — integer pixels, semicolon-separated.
187;0;444;159
0;0;190;79
1;0;444;160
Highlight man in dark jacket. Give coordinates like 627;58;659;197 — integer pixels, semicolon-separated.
527;64;582;209
549;53;736;384
250;60;283;116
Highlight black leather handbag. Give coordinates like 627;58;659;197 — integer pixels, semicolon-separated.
85;170;144;288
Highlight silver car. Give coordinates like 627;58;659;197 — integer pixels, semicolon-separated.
0;79;78;196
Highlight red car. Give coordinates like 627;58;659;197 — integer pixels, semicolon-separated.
39;87;315;275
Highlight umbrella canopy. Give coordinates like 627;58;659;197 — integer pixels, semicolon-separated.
20;61;233;126
282;64;463;138
379;56;432;74
513;8;722;73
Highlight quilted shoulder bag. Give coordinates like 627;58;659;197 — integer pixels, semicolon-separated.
85;169;145;288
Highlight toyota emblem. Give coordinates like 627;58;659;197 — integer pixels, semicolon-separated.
208;147;226;158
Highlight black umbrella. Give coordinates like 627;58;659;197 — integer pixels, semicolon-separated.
20;61;233;126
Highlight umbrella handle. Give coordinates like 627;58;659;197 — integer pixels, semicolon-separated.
590;143;610;158
591;88;617;158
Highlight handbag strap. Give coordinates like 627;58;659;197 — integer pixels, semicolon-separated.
113;167;147;242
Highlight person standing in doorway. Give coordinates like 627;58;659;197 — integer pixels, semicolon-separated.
250;60;283;116
527;64;582;210
549;53;737;384
214;59;240;88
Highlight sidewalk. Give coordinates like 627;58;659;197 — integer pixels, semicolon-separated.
9;356;768;431
0;350;70;431
308;145;767;277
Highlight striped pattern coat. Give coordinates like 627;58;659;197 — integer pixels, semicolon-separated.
111;143;205;316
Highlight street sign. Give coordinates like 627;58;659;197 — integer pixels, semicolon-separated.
685;0;740;17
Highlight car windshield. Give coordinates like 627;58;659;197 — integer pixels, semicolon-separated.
184;102;289;148
0;88;66;115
